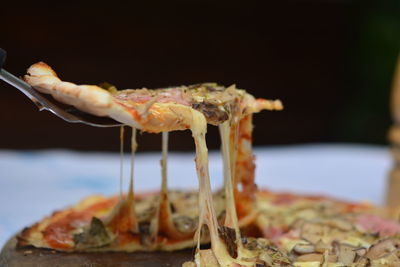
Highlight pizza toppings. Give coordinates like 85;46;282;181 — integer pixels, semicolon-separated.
155;131;198;242
104;127;138;234
355;214;400;237
24;62;282;133
241;237;291;266
73;217;112;249
292;243;315;254
218;226;238;258
20;60;400;266
18;189;400;266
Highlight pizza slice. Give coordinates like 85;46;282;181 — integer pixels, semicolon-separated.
18;191;225;252
18;190;400;266
23;62;283;266
255;191;400;266
24;62;282;133
15;61;400;266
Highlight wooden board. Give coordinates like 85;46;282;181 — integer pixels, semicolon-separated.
0;236;194;267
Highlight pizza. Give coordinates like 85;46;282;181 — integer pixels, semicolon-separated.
18;62;400;266
18;191;400;266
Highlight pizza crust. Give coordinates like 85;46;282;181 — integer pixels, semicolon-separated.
19;190;400;266
24;62;282;134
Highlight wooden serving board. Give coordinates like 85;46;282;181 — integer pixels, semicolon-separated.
0;236;194;267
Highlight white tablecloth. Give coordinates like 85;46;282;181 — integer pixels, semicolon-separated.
0;144;392;247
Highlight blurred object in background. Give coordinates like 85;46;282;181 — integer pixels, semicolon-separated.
0;0;399;151
387;54;400;207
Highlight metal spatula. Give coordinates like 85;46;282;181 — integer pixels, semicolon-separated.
0;48;122;127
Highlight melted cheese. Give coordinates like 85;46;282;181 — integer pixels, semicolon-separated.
129;127;138;194
161;131;168;191
127;127;138;232
192;111;255;267
219;122;241;244
150;132;169;243
190;110;219;248
154;132;195;241
119;126;125;198
104;127;138;234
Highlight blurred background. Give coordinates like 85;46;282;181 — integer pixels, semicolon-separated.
0;0;400;247
1;0;399;151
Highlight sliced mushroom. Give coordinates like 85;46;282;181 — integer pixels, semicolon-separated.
296;253;338;263
293;243;315;254
242;237;271;251
324;218;353;231
73;217;112;249
354;247;367;257
218;226;237;258
138;221;153;246
331;240;340;256
370;250;400;266
337;243;356;265
366;239;397;260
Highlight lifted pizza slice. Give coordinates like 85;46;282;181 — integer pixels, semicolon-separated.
23;62;283;266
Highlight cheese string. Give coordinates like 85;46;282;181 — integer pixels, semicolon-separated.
119;126;125;198
152;131;169;241
191;111;239;267
129;127;139;233
193;112;253;266
219;122;241;248
230;123;239;188
129;127;138;197
161;131;168;191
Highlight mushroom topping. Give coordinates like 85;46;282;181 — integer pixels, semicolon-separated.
365;239;397;260
296;253;338;263
73;217;112;249
191;102;229;125
293;243;315;254
370;250;400;265
265;246;292;266
354;247;367;257
324;218;353;231
337;243;356;265
218;226;237;258
138;221;152;246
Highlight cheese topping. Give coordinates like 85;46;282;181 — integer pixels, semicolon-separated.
219;122;241;247
119;126;125;198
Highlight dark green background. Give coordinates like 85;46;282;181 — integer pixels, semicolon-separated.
1;0;399;151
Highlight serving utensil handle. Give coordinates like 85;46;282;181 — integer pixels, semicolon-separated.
0;48;45;110
387;54;400;207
